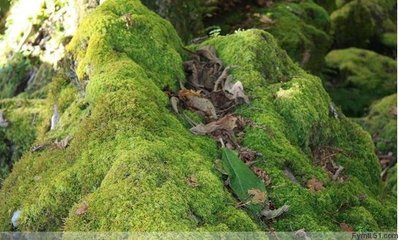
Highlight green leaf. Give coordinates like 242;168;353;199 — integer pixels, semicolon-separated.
221;147;267;214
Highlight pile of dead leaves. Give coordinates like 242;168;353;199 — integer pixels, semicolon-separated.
167;46;288;221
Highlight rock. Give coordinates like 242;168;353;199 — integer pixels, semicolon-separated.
0;0;395;233
324;48;396;116
260;1;332;74
330;0;396;49
0;99;46;184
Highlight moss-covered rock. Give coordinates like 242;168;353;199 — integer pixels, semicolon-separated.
356;94;397;198
357;94;397;156
260;0;332;73
324;48;396;116
330;0;396;49
0;0;395;232
0;98;46;184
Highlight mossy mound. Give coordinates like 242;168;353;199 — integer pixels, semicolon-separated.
0;98;46;183
261;0;332;73
357;94;397;157
324;48;396;116
330;0;396;49
356;94;397;206
0;0;395;232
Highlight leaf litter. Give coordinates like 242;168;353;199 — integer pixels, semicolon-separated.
166;46;288;222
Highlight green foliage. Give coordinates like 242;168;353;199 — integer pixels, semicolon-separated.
324;48;396;116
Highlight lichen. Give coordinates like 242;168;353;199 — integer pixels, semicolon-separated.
0;0;395;232
324;48;396;116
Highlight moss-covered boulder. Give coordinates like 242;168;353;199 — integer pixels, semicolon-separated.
0;98;46;183
357;94;397;157
260;0;332;73
324;48;396;116
0;0;395;232
330;0;396;49
356;94;397;198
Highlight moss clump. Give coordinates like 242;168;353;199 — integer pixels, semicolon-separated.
0;98;46;184
0;0;395;232
324;48;396;116
0;0;259;231
263;0;332;73
330;0;396;48
314;0;337;13
0;53;33;98
201;30;394;231
357;94;397;156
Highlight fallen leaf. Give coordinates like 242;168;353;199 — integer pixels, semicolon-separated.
239;148;258;163
54;136;71;149
178;89;202;99
0;111;9;128
259;15;275;25
190;114;237;135
185;95;217;119
223;77;249;104
76;201;88;216
248;188;267;204
306;178;324;192
339;223;353;232
252;166;272;186
221;148;267;214
196;46;223;67
187;175;200;187
261;204;289;220
170;96;179;114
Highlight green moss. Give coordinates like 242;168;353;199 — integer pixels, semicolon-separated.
201;30;394;231
331;0;396;48
357;94;397;155
324;48;396;116
380;32;397;49
0;0;394;232
0;0;258;231
263;0;332;73
0;53;32;98
0;98;46;184
314;0;337;13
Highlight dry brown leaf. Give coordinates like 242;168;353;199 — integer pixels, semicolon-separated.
54;136;71;149
186;95;217;119
239;148;258;163
190;114;237;135
259;15;275;25
252;166;272;186
187;175;200;187
170;96;179;114
306;178;324;192
76;201;88;216
248;188;267;204
178;89;202;99
223;77;249;104
196;46;223;67
339;223;353;232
